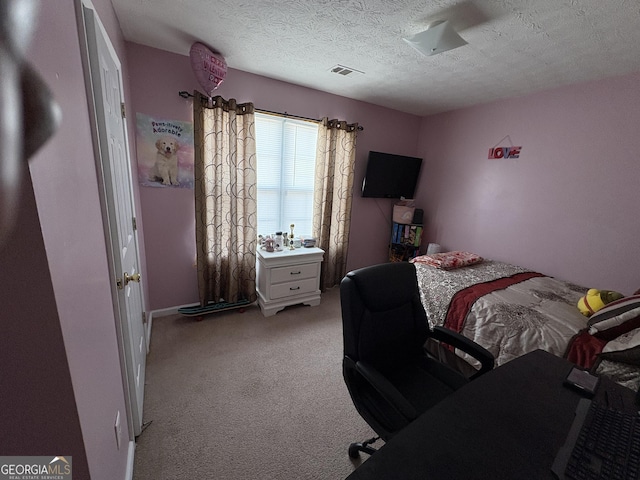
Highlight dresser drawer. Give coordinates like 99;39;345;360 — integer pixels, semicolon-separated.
270;262;319;284
270;278;318;299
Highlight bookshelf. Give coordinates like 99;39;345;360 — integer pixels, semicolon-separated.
389;222;423;262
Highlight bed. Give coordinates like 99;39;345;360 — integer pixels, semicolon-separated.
411;253;640;390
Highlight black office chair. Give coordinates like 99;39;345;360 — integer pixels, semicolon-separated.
340;262;495;458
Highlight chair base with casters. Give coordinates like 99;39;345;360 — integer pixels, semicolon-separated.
348;436;380;458
340;262;495;458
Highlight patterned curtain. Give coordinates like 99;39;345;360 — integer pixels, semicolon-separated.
193;91;258;306
312;118;358;289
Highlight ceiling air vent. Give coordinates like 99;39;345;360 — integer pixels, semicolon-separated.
329;64;364;76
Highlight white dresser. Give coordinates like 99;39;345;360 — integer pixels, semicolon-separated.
256;247;324;317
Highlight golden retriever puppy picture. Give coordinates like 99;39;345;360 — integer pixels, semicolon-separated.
150;136;180;186
136;113;194;189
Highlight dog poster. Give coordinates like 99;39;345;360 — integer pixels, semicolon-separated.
136;113;194;189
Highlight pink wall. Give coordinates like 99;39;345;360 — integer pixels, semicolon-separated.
126;43;422;310
1;163;89;475
415;72;640;295
18;0;138;478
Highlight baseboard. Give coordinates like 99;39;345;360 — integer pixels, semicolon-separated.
125;440;135;480
150;306;178;317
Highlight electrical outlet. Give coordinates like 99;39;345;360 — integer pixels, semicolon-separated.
114;410;122;450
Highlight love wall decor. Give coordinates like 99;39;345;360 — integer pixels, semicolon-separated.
488;146;522;159
488;135;522;159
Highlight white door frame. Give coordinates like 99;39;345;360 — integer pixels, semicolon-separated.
75;0;147;448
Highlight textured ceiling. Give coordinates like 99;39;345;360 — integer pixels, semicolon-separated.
111;0;640;116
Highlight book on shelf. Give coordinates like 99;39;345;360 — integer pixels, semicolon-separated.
391;222;422;247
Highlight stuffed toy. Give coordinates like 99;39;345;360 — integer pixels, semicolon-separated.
577;288;624;316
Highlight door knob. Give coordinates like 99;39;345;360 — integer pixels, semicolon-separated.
124;272;141;285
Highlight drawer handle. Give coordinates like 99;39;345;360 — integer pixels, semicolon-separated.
290;286;301;291
290;271;301;275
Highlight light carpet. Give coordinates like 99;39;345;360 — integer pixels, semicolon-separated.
132;287;374;479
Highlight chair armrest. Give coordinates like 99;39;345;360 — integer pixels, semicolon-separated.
355;360;418;420
430;326;495;379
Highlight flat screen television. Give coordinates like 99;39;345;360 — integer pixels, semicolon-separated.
361;151;423;198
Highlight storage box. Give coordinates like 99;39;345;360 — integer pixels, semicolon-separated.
393;203;415;224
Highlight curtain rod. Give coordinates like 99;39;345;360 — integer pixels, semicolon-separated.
178;91;363;131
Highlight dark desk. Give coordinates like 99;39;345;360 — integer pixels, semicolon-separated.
346;350;637;480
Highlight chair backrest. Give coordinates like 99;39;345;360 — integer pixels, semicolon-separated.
341;262;429;370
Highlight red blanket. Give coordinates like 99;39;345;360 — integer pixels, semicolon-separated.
443;272;545;333
565;330;607;370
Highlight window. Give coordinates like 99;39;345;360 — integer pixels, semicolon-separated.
255;112;318;238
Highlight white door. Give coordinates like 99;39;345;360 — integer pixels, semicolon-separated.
82;4;147;437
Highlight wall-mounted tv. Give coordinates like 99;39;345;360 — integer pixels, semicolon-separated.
361;151;423;198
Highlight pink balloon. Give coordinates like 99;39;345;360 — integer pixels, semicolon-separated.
189;42;227;96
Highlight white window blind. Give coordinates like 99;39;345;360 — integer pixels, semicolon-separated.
255;112;318;238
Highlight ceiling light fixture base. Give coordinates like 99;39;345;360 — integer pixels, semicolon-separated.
403;20;467;57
